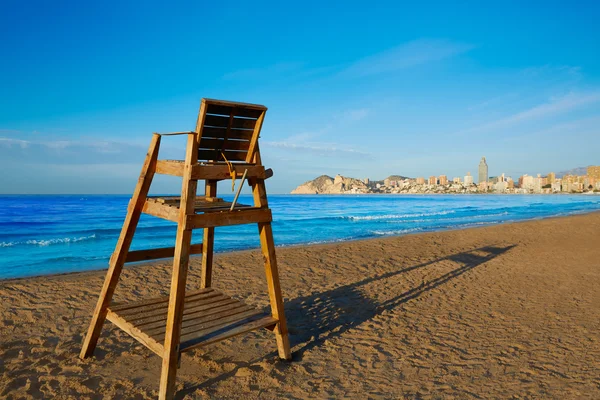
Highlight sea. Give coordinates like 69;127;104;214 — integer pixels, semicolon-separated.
1;194;599;280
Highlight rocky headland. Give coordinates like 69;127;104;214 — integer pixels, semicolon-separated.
291;174;480;194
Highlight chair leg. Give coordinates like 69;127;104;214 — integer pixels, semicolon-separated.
80;134;161;359
159;132;198;400
201;180;217;288
258;221;292;360
159;228;193;400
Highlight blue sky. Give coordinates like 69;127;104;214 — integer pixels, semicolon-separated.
1;1;599;194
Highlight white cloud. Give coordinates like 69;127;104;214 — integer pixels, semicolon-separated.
339;39;473;78
0;136;149;164
462;91;600;134
221;39;472;83
467;93;520;112
263;140;371;157
339;108;370;121
0;137;29;148
522;64;582;80
0;129;22;134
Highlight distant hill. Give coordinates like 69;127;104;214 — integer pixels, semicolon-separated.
556;167;589;178
291;174;369;194
385;175;412;181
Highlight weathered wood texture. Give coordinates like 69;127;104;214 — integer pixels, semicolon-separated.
159;125;200;400
186;208;272;230
105;288;276;356
196;99;267;164
252;179;292;360
125;244;204;263
201;180;217;289
157;159;269;180
143;198;253;223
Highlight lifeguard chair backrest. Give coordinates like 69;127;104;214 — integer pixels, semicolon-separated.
196;98;267;165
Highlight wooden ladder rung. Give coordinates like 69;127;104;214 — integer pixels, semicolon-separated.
124;243;204;263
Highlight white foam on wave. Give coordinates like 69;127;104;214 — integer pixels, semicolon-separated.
1;234;96;248
348;210;455;221
371;228;423;236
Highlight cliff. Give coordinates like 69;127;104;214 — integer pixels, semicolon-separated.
291;174;369;194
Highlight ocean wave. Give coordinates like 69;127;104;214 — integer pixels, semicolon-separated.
347;210;455;221
385;211;510;224
371;228;423;236
0;234;97;247
452;221;500;229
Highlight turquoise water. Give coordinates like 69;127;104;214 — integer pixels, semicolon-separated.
1;194;599;279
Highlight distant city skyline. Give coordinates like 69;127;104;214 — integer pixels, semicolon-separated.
329;164;600;194
1;2;600;194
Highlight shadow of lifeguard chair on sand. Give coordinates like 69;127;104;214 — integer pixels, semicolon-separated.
79;99;291;400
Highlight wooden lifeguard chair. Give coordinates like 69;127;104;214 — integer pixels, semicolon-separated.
80;99;291;400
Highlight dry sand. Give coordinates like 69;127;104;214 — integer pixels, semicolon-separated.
1;212;599;399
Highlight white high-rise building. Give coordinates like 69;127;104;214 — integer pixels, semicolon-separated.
464;172;474;185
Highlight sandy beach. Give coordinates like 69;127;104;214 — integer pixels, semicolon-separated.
1;212;599;399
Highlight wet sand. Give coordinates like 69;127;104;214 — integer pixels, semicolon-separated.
1;212;599;399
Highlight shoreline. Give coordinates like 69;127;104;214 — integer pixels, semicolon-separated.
2;209;599;283
290;192;600;195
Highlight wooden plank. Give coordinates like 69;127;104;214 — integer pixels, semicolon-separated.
199;204;252;212
142;199;179;222
120;293;228;321
156;160;185;177
151;196;225;206
198;149;248;162
160;308;264;342
160;124;200;400
203;98;267;111
175;305;256;335
252;176;292;360
180;315;278;353
108;289;212;312
186;208;272;230
106;310;164;356
132;298;240;328
122;295;233;325
191;165;265;180
202;180;217;289
156;162;272;180
200;126;254;141
145;302;254;337
145;197;251;212
111;290;221;315
204;115;257;130
80;133;161;360
199;137;251;151
125;243;203;263
206;103;262;119
196;203;252;212
245;110;265;163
